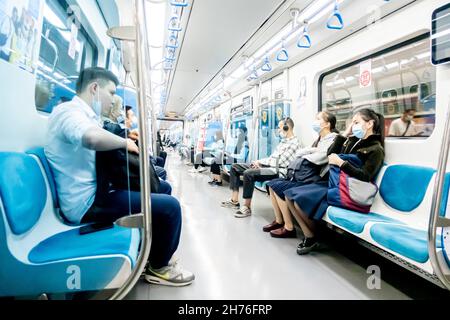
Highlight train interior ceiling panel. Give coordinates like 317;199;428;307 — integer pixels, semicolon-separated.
1;0;450;301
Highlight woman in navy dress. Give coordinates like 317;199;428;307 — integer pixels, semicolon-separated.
284;108;385;255
263;111;338;238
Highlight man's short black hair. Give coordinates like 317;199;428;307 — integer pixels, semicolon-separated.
281;117;294;129
76;67;119;94
125;106;133;114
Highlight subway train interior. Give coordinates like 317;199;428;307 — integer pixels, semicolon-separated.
2;0;450;302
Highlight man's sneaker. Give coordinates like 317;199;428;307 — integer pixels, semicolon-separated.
221;199;240;209
197;167;207;173
296;237;319;255
145;261;195;287
188;168;198;173
234;206;251;218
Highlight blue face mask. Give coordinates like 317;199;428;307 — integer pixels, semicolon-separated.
92;89;102;117
352;123;365;139
312;120;322;133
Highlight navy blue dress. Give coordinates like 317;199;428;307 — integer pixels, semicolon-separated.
266;178;307;200
283;181;329;221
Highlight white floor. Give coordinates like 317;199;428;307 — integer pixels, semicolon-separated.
126;152;410;300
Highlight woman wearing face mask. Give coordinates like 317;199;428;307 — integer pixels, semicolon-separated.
263;111;339;238
284;108;385;255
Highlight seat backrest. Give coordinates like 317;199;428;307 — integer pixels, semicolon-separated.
0;152;46;235
379;165;435;212
26;147;59;208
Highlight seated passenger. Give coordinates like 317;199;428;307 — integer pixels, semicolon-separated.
264;111;339;238
100;95;171;193
221;118;300;218
156;130;167;167
207;130;225;185
45;67;194;286
189;130;227;174
388;108;423;137
284;108;385;255
225;126;249;165
102;95;169;183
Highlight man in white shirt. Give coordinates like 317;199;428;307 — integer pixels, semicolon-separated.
221;118;301;218
45;67;194;287
388;108;423;137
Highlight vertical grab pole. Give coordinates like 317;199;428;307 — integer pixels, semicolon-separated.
109;0;152;300
428;100;450;290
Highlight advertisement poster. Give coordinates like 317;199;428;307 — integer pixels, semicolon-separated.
0;0;42;74
297;76;307;109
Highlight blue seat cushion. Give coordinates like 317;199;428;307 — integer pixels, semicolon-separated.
379;165;435;212
370;223;442;263
26;148;59;208
255;181;269;192
327;206;403;234
29;226;140;267
0;153;46;235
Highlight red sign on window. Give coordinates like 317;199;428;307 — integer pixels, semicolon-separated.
359;60;372;88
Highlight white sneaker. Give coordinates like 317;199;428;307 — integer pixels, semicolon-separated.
188;168;198;173
145;261;195;287
234;206;252;218
197;167;207;173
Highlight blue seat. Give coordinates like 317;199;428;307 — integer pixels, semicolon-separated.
255;181;269;193
29;226;139;266
0;152;140;297
370;223;442;263
379;165;435;212
26;148;59;208
327;206;404;234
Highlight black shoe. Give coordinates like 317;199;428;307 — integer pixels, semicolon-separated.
208;180;217;185
213;181;223;186
297;237;318;255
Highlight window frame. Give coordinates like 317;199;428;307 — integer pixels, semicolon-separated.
35;0;99;114
318;32;434;139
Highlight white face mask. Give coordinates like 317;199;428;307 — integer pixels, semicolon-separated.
406;115;414;121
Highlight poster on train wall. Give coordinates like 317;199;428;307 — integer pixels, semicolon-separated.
359;60;372;88
297;76;308;109
0;0;43;74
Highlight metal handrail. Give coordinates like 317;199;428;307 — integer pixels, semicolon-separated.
428;101;450;291
109;0;153;300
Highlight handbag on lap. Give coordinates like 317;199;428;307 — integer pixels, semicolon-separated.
327;154;378;213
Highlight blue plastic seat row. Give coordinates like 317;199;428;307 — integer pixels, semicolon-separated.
326;164;449;264
0;150;140;297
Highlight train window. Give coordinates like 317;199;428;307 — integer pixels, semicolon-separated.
107;43;125;82
35;0;97;113
320;35;436;138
